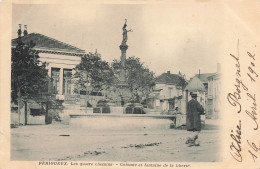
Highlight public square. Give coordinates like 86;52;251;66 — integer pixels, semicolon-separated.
11;119;220;162
10;3;222;163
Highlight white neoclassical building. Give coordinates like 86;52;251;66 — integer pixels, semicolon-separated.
12;32;86;100
11;29;87;125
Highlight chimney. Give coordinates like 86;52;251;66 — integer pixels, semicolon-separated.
17;24;22;37
167;71;170;75
199;69;200;79
23;25;28;36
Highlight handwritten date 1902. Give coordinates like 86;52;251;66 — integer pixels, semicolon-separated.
230;120;242;162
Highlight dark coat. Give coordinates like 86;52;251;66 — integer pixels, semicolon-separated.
186;99;204;131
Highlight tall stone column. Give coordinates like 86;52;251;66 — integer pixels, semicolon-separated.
119;44;128;85
117;19;132;105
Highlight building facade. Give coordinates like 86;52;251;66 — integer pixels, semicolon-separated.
11;30;86;124
153;71;187;114
189;64;222;119
207;72;221;119
12;32;85;101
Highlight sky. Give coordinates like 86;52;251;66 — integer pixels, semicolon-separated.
12;2;259;78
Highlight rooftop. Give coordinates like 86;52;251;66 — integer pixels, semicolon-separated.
155;72;187;87
12;33;85;54
207;73;221;80
194;73;215;83
185;76;206;92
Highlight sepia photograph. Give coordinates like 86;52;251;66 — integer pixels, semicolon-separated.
1;1;260;169
10;3;221;162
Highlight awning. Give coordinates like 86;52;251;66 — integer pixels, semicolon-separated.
185;76;206;92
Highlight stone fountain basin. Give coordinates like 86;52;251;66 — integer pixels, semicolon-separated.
69;114;176;131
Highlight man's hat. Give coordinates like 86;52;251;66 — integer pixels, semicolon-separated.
190;92;198;97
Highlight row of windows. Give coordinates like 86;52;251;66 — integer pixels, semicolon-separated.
51;68;72;95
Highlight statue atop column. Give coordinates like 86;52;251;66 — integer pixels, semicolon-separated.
121;19;133;46
117;19;133;104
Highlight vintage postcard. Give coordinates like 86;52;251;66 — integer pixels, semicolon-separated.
0;0;259;169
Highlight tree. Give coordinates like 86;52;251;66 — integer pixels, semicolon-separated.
176;71;188;91
11;37;48;124
73;52;115;95
112;56;155;102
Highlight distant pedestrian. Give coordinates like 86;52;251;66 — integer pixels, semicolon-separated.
173;107;179;114
186;93;205;147
174;107;184;128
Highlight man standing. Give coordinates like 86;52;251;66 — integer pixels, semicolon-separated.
186;93;205;147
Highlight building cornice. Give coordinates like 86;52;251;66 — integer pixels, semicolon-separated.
11;46;85;57
155;82;180;86
38;49;85;57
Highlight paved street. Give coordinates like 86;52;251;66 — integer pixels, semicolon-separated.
11;119;220;162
